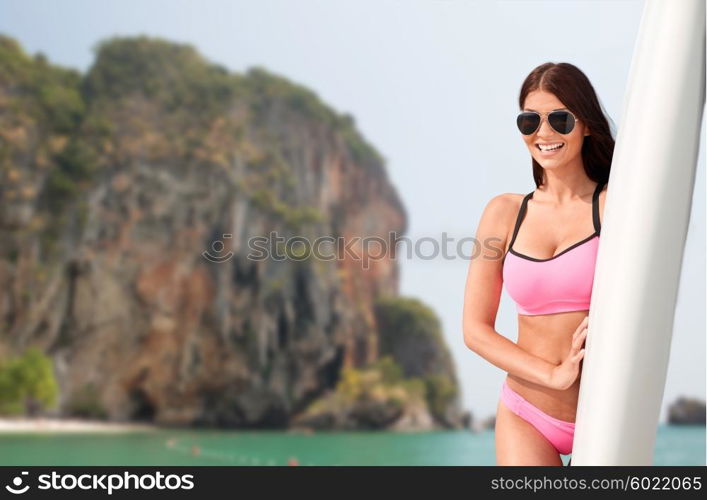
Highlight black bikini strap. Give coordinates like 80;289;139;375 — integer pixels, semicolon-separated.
508;191;534;250
592;181;605;234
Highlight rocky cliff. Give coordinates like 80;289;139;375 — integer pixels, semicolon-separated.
0;34;466;430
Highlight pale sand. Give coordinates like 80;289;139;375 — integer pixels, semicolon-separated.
0;417;157;433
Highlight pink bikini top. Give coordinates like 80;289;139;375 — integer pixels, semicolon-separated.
502;182;605;316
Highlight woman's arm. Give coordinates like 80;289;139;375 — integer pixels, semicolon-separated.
462;193;556;388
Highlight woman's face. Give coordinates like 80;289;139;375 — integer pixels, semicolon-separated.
521;89;589;171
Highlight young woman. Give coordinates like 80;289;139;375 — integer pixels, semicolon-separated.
462;62;615;466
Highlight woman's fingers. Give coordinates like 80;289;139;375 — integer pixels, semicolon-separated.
579;315;588;330
573;316;589;338
574;319;582;333
572;327;588;351
579;326;588;342
565;319;589;377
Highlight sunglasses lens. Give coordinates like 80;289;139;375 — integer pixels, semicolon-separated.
517;112;540;135
548;111;576;134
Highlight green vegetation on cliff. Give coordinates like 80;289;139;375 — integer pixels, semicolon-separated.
0;35;84;133
244;66;383;166
294;356;426;430
373;296;460;424
0;347;59;416
82;36;238;119
295;321;461;430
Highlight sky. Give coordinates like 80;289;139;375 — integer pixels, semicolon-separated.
1;0;704;424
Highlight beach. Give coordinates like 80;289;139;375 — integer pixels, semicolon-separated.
0;417;157;433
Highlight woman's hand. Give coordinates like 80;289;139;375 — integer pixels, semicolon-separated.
548;316;588;390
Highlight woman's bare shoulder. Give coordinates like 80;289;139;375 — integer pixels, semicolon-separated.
477;192;525;237
481;192;525;219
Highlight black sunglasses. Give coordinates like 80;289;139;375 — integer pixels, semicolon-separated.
516;110;580;135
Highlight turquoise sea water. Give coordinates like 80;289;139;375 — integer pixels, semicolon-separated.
0;425;703;466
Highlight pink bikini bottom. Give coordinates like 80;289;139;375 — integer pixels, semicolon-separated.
500;380;575;455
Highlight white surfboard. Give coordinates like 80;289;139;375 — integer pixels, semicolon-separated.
572;0;705;465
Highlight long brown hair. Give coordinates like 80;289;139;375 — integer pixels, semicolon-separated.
518;62;615;188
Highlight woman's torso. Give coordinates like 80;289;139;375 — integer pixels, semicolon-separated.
501;181;606;422
508;311;587;421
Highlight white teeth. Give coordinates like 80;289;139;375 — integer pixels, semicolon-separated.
538;143;563;151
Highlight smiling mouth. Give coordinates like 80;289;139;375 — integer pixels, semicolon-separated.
535;142;565;151
536;143;565;152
